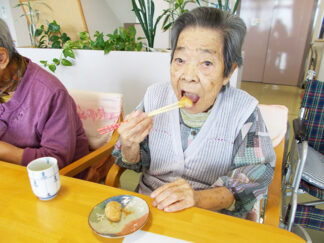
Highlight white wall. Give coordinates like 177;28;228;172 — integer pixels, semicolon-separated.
0;0;30;47
80;0;121;37
105;0;135;24
0;0;15;40
152;0;170;49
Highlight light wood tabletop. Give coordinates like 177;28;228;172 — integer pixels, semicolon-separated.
0;161;305;243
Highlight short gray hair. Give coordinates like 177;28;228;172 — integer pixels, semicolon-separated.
0;18;17;61
171;7;246;77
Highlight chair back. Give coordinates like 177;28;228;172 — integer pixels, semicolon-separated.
59;90;123;183
258;104;289;227
259;104;289;147
68;90;123;150
301;80;324;154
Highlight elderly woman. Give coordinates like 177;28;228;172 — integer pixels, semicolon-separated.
0;19;89;168
113;7;275;219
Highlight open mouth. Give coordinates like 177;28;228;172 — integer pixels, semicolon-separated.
181;90;200;105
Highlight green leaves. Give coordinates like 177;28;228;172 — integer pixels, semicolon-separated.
132;0;163;48
101;26;141;52
48;64;56;72
35;26;43;37
40;60;47;66
63;49;75;59
160;0;199;32
49;35;60;42
79;31;90;41
136;42;143;51
120;28;127;40
61;59;72;66
42;25;143;72
232;0;240;14
53;58;60;65
198;0;240;14
160;0;241;32
92;31;105;49
35;20;71;49
48;20;60;33
217;0;223;10
128;26;136;38
60;33;70;44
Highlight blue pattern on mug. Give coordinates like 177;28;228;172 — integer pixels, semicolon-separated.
27;157;60;200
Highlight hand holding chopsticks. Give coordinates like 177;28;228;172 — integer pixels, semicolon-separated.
97;96;193;135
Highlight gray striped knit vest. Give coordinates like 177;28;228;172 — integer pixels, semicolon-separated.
139;82;258;195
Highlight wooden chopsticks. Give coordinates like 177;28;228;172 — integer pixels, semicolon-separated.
97;97;193;135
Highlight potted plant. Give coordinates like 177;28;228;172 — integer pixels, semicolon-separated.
161;0;201;31
161;0;240;32
131;0;164;48
15;0;52;47
40;25;143;72
35;20;71;49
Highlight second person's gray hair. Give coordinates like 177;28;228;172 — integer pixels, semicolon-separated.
170;7;246;78
0;18;17;61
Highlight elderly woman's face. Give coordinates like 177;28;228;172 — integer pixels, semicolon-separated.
170;27;231;114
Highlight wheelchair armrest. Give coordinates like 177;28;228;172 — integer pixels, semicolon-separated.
293;119;307;142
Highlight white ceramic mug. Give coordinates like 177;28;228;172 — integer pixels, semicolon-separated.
27;157;61;200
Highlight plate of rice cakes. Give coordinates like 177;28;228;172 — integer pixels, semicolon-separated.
88;195;149;238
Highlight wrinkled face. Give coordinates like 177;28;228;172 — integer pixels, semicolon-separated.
170;27;232;114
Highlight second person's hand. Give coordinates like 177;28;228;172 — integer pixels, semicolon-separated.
150;178;199;212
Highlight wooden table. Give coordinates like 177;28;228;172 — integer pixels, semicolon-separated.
0;162;305;243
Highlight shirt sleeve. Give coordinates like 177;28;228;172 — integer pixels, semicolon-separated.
213;107;276;216
22;90;83;169
112;100;151;172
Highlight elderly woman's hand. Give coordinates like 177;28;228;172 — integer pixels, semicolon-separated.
0;141;23;164
118;110;153;162
150;178;199;212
